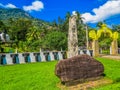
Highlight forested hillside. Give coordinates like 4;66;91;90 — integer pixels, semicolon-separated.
0;8;32;20
0;8;120;53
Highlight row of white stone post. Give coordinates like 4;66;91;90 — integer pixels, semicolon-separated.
0;51;66;65
0;50;93;65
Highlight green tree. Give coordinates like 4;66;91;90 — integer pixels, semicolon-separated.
41;31;67;51
61;12;71;33
112;24;120;33
75;11;86;46
0;20;6;31
96;21;104;28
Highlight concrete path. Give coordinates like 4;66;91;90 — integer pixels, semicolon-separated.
101;55;120;60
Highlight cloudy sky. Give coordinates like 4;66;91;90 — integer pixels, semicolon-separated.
0;0;120;26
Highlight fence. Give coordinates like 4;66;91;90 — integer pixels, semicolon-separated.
0;50;93;65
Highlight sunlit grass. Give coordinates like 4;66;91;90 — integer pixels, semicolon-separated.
0;57;120;90
94;57;120;90
0;61;60;90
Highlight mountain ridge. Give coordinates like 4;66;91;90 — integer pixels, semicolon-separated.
0;8;34;20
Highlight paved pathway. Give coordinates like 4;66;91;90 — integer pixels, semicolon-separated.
101;55;120;60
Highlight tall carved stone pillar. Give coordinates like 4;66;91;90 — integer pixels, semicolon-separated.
68;14;78;58
92;40;99;57
111;40;118;55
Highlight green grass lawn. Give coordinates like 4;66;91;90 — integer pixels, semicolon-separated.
0;61;60;90
94;57;120;90
0;57;120;90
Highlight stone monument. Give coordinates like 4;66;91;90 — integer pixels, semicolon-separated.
55;12;104;87
55;54;104;86
68;12;78;58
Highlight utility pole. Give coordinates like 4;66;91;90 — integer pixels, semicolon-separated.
85;25;89;49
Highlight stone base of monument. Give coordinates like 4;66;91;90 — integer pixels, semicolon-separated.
63;76;103;86
57;78;112;90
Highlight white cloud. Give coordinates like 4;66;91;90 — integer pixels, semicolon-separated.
23;1;44;12
72;11;77;16
0;3;17;8
82;0;120;23
6;3;17;8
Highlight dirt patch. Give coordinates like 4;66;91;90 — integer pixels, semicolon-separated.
57;78;112;90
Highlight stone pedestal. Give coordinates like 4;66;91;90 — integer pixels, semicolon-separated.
111;40;118;55
92;40;99;57
68;14;78;58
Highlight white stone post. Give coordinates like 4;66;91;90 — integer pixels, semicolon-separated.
30;53;36;62
49;52;54;61
40;52;46;62
6;54;13;65
18;53;25;64
58;51;63;60
80;50;84;54
86;50;91;56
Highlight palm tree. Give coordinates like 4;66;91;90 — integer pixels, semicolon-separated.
112;25;120;33
61;12;71;33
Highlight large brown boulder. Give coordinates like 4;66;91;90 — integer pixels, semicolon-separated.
55;54;104;84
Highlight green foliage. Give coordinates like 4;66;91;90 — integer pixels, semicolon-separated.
99;38;112;48
41;31;67;51
4;47;15;53
98;31;112;51
0;20;6;31
0;8;51;52
96;21;104;28
112;24;120;33
0;8;32;20
101;49;110;54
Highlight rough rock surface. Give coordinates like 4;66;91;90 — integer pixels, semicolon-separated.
68;14;78;58
55;54;104;84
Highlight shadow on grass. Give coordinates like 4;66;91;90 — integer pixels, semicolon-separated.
113;77;120;83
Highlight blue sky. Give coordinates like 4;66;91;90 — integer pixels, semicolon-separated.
0;0;120;26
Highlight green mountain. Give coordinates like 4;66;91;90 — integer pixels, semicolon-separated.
0;8;33;20
0;8;50;28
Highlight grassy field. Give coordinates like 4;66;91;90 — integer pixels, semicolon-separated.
94;57;120;90
0;61;60;90
0;57;120;90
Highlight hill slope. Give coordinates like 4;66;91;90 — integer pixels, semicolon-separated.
0;8;32;20
0;8;50;28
